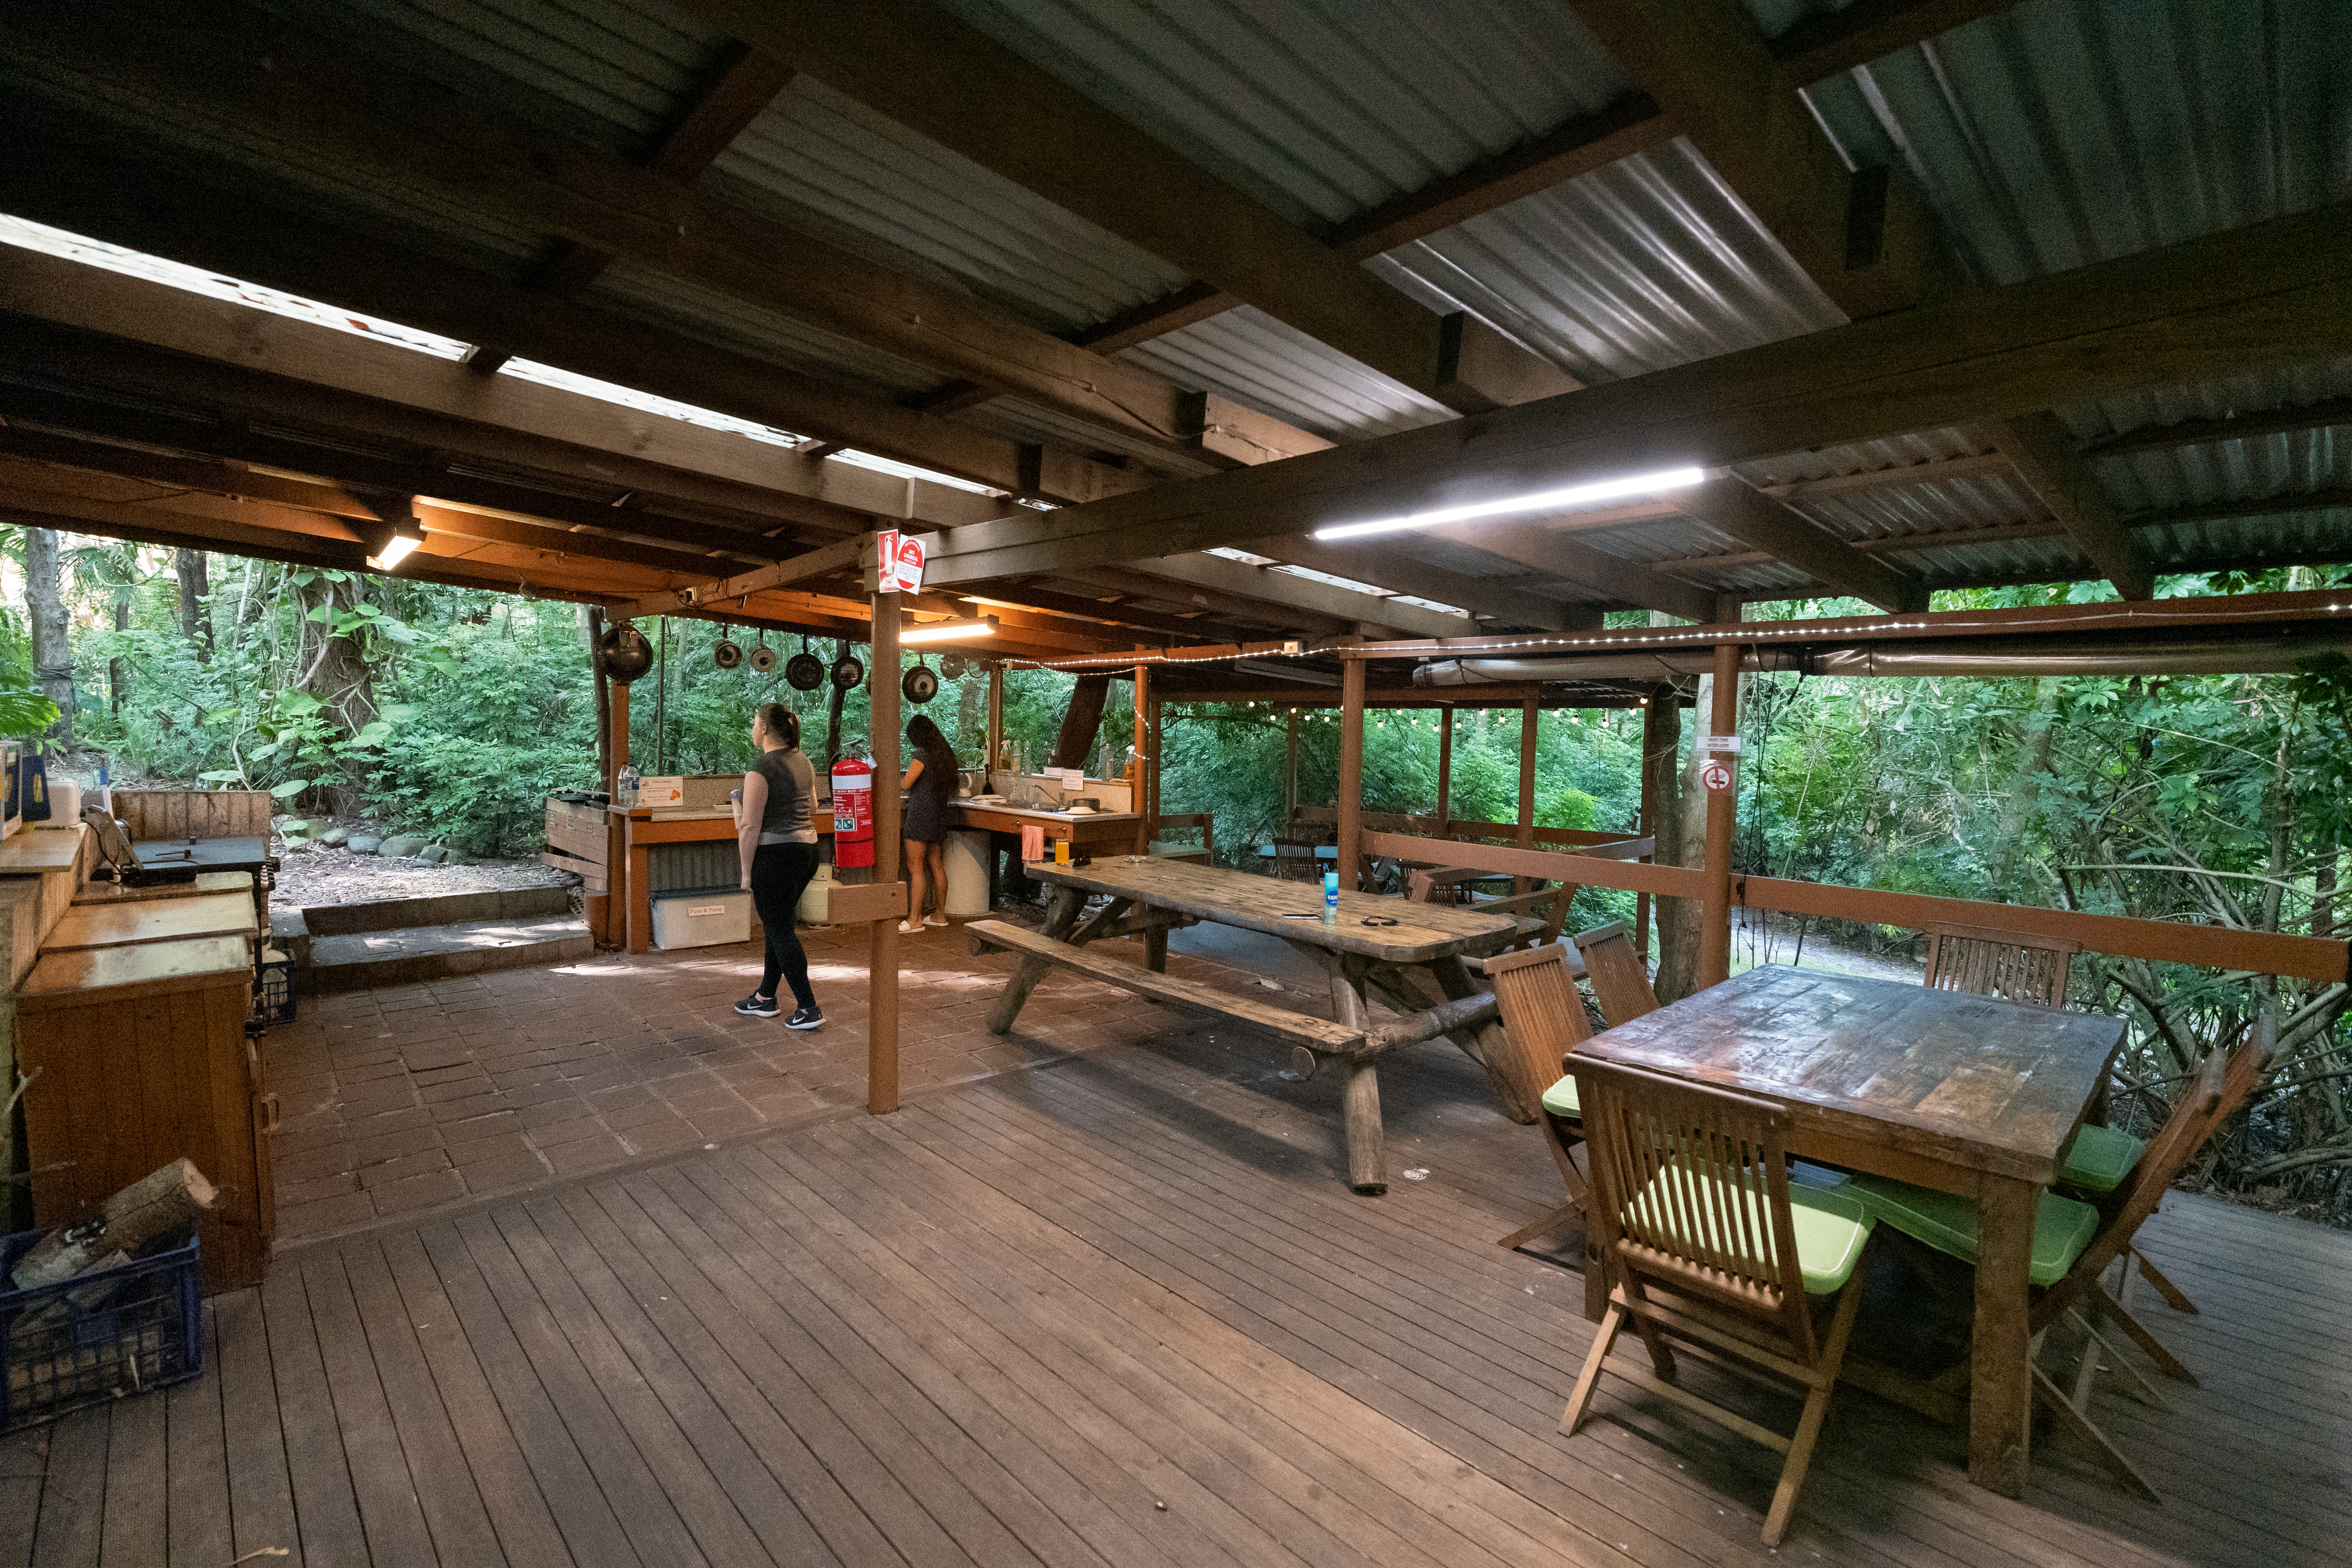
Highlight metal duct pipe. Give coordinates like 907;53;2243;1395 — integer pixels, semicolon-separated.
1411;633;2352;687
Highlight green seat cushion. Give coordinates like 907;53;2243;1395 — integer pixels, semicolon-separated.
1625;1166;1876;1296
1846;1176;2099;1287
2058;1123;2144;1194
1541;1073;1581;1119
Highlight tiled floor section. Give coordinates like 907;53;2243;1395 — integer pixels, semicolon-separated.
262;918;1324;1244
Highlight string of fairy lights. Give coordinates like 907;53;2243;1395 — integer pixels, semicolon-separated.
991;594;2352;677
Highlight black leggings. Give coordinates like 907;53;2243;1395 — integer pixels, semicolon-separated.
748;842;821;1010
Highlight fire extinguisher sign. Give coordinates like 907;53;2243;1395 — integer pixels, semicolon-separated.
875;529;926;593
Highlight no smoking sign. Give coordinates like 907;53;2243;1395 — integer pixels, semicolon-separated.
1700;760;1735;794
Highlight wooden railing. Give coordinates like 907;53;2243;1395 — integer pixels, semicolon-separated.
1359;829;2350;985
1151;813;1215;864
1291;805;1637;851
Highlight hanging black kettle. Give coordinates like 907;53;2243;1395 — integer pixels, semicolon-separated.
903;664;939;704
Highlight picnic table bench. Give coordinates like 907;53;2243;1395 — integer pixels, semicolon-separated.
975;857;1557;1193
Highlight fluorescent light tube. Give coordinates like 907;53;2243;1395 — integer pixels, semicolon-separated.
1311;466;1706;541
901;617;996;644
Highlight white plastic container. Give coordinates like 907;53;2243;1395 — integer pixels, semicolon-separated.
795;861;837;925
944;831;991;918
650;887;751;949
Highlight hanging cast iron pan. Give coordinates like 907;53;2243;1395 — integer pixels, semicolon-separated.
712;624;744;670
748;629;777;674
830;650;866;691
784;635;823;690
599;622;654;684
938;652;968;680
903;664;939;705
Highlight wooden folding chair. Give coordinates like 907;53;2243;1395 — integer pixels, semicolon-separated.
1486;943;1595;1251
1577;920;1660;1025
1269;838;1321;882
1847;1031;2269;1501
1564;1058;1878;1546
1923;920;2080;1007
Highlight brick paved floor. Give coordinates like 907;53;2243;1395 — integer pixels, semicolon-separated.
260;917;1325;1245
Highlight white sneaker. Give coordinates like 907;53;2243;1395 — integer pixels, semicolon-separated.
898;919;922;935
924;913;948;927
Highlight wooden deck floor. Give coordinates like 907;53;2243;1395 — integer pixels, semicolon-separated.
5;1011;2345;1567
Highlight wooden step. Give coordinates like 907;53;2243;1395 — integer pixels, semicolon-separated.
966;918;1364;1054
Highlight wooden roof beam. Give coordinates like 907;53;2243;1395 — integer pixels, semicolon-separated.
1766;0;2025;89
710;0;1577;415
908;200;2352;587
1240;534;1604;633
1113;555;1474;640
1988;413;2154;599
2084;396;2352;459
1678;478;1927;612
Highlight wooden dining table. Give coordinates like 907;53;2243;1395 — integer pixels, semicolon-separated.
994;857;1539;1192
1573;963;2125;1498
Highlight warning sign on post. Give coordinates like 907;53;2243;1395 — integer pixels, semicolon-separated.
1700;760;1735;794
875;529;927;593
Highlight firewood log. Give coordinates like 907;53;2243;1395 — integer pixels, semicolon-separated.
11;1159;216;1290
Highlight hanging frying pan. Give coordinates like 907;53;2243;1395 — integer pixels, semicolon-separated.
830;650;866;691
748;629;777;674
712;624;744;670
939;652;968;680
785;635;824;690
903;664;939;705
599;622;654;684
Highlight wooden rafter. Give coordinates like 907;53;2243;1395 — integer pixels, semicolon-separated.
705;0;1576;415
1117;554;1472;640
1238;535;1604;634
1678;478;1927;612
2084;396;2352;459
908;201;2352;587
1766;0;2024;89
1424;520;1720;624
1988;414;2155;599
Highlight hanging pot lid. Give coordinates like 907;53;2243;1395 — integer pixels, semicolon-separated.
748;641;778;673
599;622;653;684
903;664;939;705
939;652;968;680
830;651;866;691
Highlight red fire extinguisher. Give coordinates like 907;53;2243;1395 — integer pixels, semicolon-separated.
831;756;875;869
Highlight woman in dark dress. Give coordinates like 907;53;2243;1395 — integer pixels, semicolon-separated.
899;714;959;933
731;702;823;1025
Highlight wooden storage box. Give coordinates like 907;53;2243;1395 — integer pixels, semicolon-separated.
13;936;275;1294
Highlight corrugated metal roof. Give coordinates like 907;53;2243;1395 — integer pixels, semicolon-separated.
712;74;1187;336
936;0;1632;231
955;397;1221;480
1120;306;1455;442
330;0;730;151
1800;0;2352;289
1368;138;1845;383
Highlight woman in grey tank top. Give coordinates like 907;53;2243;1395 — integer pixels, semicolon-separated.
731;702;822;1025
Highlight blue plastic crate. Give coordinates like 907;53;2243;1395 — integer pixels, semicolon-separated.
1;1226;203;1432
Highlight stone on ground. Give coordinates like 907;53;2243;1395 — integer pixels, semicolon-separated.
320;826;350;848
346;835;383;855
380;834;427;859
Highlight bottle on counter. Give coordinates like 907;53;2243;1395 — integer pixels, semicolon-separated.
1321;869;1339;926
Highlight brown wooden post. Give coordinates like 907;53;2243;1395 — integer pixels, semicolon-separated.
1146;695;1163;831
1435;703;1453;837
1131;658;1151;853
1635;693;1659;962
868;590;901;1115
601;677;629;946
985;661;1004;785
1336;658;1367;889
1515;697;1539;895
1696;641;1741;989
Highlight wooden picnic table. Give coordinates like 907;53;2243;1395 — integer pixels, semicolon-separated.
1575;964;2125;1499
980;856;1545;1194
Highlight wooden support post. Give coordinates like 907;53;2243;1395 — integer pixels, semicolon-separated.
1515;698;1539;895
1971;1175;2038;1495
1696;641;1740;989
1436;703;1453;837
1145;694;1163;844
1635;688;1666;961
1336;658;1367;890
1285;705;1301;829
602;678;629;946
985;661;1004;785
869;590;901;1115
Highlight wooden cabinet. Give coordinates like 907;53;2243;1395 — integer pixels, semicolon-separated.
14;935;272;1293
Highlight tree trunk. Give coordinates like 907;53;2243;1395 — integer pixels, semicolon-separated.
1642;681;1683;977
109;593;131;713
1049;674;1112;770
957;667;983;760
23;527;74;742
176;548;213;662
584;605;610;793
1991;677;2059;896
296;572;378;809
2316;832;2337;939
